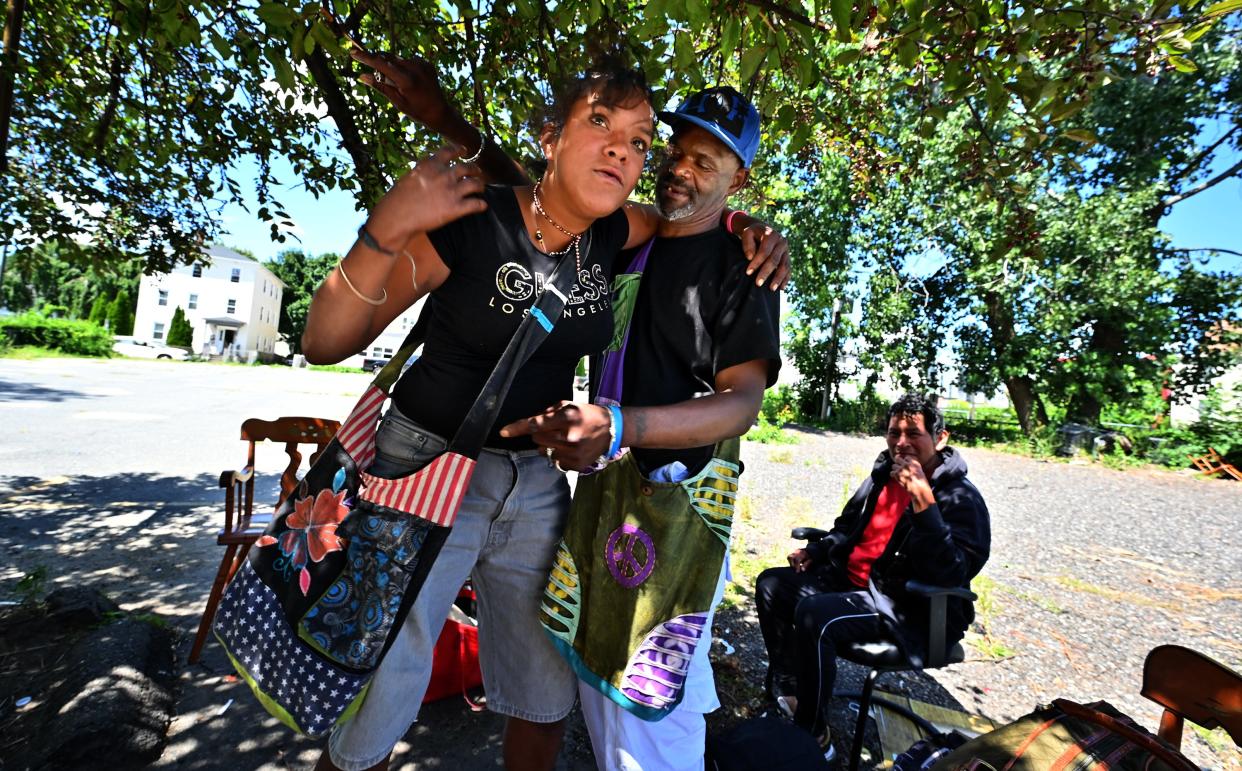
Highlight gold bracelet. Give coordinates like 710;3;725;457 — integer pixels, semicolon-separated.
336;260;387;307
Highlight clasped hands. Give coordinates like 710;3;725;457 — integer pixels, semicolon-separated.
499;401;613;472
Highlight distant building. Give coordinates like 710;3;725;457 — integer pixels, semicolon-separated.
133;245;285;360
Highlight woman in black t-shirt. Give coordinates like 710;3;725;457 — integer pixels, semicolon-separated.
302;67;679;771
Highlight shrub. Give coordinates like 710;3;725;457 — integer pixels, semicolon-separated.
745;416;800;444
167;306;193;347
761;384;799;425
824;393;890;434
0;312;113;356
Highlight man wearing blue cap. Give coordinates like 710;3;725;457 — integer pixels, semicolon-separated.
349;50;781;769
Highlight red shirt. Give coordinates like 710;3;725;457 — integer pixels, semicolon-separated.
845;479;911;588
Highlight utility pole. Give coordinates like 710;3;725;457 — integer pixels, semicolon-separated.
819;297;842;420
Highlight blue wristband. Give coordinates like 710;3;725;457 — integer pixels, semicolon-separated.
607;405;624;458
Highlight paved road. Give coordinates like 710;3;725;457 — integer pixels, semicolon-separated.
1;357;596;771
3;359;1240;769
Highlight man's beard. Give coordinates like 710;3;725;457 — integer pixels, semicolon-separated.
656;177;698;220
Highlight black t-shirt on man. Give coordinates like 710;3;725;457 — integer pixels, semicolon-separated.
615;226;782;475
393;185;629;449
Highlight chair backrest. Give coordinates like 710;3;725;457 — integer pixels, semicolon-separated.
240;416;341;509
1141;644;1241;750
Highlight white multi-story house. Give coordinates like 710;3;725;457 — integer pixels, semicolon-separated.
134;245;285;360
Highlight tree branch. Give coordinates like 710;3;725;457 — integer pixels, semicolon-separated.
304;46;371;181
1167;124;1239;187
1159;155;1242;211
743;0;829;31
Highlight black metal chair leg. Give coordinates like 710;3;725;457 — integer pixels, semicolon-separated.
849;668;879;771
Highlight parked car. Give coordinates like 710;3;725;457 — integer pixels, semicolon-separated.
361;357;390;373
112;335;189;361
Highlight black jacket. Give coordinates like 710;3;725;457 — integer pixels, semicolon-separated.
805;447;991;647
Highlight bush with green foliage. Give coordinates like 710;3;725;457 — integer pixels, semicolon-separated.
167;306;193;347
761;385;798;425
0;313;113;356
823;393;891;435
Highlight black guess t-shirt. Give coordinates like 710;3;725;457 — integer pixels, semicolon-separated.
616;227;781;474
393;185;628;449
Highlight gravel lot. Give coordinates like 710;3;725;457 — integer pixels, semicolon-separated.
712;426;1242;770
2;360;1239;769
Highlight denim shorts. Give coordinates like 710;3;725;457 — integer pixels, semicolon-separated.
328;406;577;770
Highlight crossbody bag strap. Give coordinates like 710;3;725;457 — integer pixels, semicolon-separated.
446;236;585;458
594;238;655;406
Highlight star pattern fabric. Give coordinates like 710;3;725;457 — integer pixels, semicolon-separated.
215;563;369;737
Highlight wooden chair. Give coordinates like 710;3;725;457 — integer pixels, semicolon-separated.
188;416;341;664
1141;644;1241;751
1188;447;1242;481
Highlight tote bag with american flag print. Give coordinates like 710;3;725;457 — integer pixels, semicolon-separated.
213;249;578;737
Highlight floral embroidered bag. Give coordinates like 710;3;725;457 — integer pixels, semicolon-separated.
213;251;578;737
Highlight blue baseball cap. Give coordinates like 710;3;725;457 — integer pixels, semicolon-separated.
658;86;761;168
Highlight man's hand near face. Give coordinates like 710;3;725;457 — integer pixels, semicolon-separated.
891;455;937;513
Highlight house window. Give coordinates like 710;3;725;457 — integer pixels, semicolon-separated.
153;322;165;340
231;268;241;283
192;263;203;277
227;299;236;314
158;289;168;306
188;293;198;310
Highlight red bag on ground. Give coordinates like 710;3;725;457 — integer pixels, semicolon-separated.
422;587;483;705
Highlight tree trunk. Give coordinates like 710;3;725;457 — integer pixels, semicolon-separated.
1066;318;1124;425
1005;376;1040;435
0;0;27;173
983;289;1045;436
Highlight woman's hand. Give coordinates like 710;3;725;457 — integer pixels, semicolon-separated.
350;46;453;129
365;147;488;249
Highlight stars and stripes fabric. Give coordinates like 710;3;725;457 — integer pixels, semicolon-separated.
359;453;476;527
216;563;370;736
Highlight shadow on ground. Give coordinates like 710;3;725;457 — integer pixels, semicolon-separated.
0;472;595;770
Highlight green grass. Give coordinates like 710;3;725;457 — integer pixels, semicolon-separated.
0;345;96;360
966;575;1019;660
767;448;795;464
308;364;366;374
744;418;800;445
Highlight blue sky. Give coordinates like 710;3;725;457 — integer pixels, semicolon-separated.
217;144;1242;271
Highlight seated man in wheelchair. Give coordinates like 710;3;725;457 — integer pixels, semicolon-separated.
755;393;991;754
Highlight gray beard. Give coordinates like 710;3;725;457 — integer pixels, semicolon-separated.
657;198;697;220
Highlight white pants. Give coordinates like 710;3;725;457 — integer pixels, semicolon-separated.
579;558;730;771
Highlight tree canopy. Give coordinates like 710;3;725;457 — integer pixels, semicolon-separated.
4;1;1238;272
3;1;1240;430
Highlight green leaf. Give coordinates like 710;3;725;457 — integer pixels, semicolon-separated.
740;45;767;84
831;0;854;42
1182;20;1216;42
1202;0;1242;18
1062;129;1096;144
1168;55;1198;73
835;48;861;66
901;0;925;18
897;39;917;67
256;2;299;27
309;21;345;58
209;31;232;60
720;17;741;56
265;46;296;90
